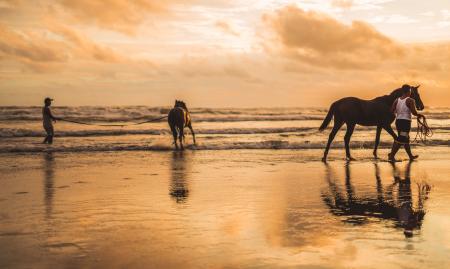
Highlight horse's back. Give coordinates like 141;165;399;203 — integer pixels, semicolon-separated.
167;107;190;127
333;97;392;126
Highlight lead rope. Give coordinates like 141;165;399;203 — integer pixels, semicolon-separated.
411;115;433;143
59;115;168;127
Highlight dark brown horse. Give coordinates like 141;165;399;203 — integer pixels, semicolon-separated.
168;100;196;150
319;85;424;161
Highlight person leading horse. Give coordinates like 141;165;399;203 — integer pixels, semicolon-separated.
319;84;424;161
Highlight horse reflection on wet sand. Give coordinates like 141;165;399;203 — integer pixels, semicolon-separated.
169;151;190;203
322;161;431;237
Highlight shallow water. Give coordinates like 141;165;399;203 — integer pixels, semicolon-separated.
0;149;449;268
0;106;449;152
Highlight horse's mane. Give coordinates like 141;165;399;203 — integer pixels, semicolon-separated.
389;88;404;98
175;100;189;111
373;88;403;104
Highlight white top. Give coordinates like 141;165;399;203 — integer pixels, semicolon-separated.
395;97;411;121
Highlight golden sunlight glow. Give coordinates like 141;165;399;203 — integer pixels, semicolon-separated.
0;0;449;106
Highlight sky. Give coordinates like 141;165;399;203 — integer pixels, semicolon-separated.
0;0;449;107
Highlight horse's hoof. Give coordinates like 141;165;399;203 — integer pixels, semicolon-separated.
321;157;327;162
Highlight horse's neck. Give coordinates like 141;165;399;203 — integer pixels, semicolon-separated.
379;90;401;106
386;95;397;106
175;105;188;111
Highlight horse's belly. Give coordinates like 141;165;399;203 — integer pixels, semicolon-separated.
357;115;393;126
357;121;378;127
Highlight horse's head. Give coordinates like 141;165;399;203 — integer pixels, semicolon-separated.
174;100;188;110
411;85;424;111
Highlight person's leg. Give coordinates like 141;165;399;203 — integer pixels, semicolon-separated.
43;124;51;144
388;120;402;161
389;142;401;161
47;125;54;144
400;120;417;160
404;144;418;160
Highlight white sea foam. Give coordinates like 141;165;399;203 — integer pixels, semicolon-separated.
0;127;320;138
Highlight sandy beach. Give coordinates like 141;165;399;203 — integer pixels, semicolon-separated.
2;0;450;268
1;147;449;269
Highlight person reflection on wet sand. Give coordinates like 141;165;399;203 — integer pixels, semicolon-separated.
391;161;431;237
169;151;190;203
43;152;55;218
322;161;431;237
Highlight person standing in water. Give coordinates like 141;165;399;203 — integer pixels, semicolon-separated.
42;97;59;144
388;85;424;161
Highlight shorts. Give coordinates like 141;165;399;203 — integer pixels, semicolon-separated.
395;119;411;144
43;122;54;136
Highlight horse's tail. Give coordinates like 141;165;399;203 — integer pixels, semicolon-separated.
319;102;336;131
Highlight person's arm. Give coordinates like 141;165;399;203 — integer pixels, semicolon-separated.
390;99;398;114
407;98;423;118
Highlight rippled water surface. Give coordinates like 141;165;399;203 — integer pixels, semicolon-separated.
0;149;449;268
0;106;449;152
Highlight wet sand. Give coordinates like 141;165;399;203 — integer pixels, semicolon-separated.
0;148;449;269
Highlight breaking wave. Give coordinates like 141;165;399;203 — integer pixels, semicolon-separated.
0;127;319;138
2;126;449;138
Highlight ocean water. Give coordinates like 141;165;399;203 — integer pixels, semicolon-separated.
0;106;449;153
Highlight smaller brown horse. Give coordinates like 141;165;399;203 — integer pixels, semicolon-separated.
168;100;196;150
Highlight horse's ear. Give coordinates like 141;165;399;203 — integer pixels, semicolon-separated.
416;85;421;89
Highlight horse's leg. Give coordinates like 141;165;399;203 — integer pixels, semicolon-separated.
322;119;343;162
373;125;382;158
179;126;184;150
344;123;356;161
383;124;397;140
188;123;196;144
170;125;178;150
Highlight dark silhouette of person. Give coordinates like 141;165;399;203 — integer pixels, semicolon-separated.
322;161;430;237
42;97;60;144
169;151;190;203
388;85;424;161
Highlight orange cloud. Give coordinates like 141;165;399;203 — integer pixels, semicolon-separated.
331;0;354;9
0;22;133;72
57;0;184;35
48;24;123;62
264;5;404;69
215;20;239;36
0;23;69;71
